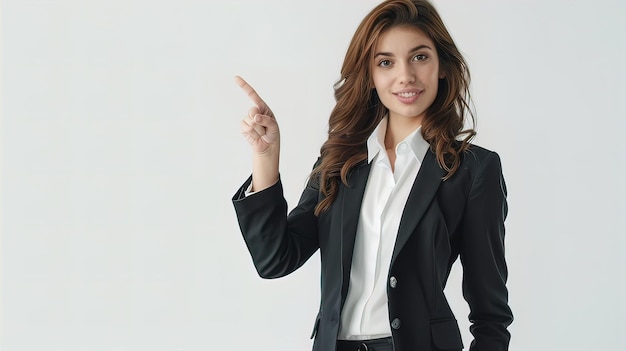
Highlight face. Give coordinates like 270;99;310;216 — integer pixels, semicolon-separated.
371;26;442;126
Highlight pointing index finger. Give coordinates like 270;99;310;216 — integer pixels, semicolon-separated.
234;75;268;111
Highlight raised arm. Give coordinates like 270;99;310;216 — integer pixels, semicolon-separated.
233;77;320;278
235;75;280;192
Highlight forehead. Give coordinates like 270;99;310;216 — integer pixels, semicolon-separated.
374;26;435;52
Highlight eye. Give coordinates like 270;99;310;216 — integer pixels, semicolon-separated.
413;54;428;62
377;59;392;67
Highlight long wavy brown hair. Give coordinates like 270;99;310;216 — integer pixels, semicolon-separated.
312;0;475;216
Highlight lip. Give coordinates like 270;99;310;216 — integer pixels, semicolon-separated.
393;89;422;104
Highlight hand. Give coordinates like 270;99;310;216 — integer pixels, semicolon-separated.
235;76;280;156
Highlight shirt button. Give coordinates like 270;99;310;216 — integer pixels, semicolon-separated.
391;318;401;330
398;143;407;152
389;276;397;288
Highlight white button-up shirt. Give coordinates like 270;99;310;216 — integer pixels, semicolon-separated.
338;116;429;340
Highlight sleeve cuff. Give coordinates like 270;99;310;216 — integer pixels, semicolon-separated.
232;175;281;201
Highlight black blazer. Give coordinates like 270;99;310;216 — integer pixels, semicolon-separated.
232;145;513;351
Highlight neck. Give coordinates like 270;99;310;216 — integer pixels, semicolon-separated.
384;114;422;149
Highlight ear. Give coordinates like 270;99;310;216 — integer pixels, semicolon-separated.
437;63;446;79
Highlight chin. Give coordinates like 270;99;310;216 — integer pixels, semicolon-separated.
394;108;426;119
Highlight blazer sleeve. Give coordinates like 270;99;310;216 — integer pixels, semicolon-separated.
459;151;513;351
232;174;320;279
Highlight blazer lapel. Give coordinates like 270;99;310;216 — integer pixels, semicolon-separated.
339;161;371;298
391;150;446;265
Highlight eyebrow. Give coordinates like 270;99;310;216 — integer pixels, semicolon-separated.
374;45;433;58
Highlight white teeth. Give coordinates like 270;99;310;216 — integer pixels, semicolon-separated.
398;92;417;97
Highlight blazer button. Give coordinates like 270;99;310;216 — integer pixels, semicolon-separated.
391;318;401;330
389;276;397;288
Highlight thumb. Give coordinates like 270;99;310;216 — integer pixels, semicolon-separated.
261;125;280;144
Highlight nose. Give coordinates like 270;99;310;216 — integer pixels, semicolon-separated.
398;62;416;85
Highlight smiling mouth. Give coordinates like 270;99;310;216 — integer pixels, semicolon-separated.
393;90;422;104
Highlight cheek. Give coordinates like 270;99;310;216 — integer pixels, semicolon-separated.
371;72;383;91
431;72;440;90
428;78;440;101
425;65;441;84
372;69;394;90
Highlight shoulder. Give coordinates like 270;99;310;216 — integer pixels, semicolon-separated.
460;144;502;170
443;143;504;186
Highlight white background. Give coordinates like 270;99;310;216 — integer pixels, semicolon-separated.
2;0;625;350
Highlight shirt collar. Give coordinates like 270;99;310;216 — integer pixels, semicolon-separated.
366;116;430;164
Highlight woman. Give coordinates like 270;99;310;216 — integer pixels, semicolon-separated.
232;0;513;350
